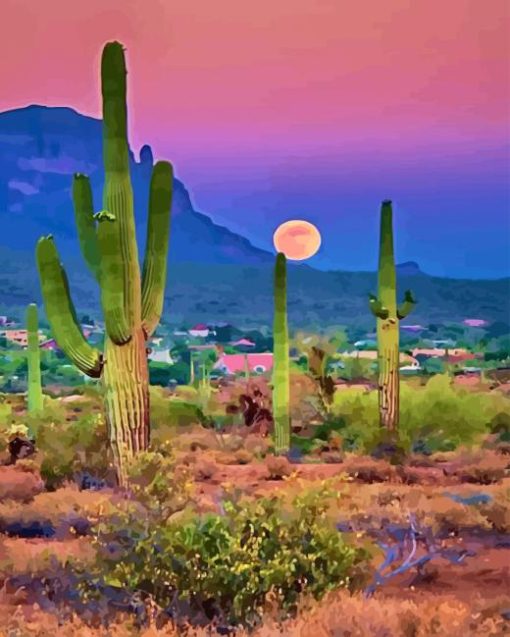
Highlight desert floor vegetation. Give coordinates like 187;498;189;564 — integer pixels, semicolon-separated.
0;375;509;636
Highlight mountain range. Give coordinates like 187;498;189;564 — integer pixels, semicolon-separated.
0;105;509;330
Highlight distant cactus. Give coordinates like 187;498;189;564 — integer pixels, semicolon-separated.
272;252;290;453
36;42;173;485
198;363;212;412
369;201;416;434
26;303;43;414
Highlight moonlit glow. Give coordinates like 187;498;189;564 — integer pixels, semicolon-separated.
273;220;321;260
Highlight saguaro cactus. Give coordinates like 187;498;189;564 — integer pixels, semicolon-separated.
36;42;173;485
26;303;43;414
369;201;416;435
272;252;290;453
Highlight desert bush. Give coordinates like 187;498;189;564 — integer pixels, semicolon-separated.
214;449;254;465
0;464;44;502
192;456;219;481
341;455;397;483
331;375;510;453
264;455;293;480
222;434;245;452
234;449;254;465
84;489;371;627
29;412;110;489
407;490;492;534
126;450;194;520
321;451;343;464
244;434;271;458
454;451;509;484
151;388;208;444
480;489;510;532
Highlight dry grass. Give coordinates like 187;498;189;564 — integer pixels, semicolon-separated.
264;591;510;637
214;448;254;466
0;536;94;575
0;590;508;636
0;485;113;529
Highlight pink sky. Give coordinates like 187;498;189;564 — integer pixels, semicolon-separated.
1;0;508;164
1;0;509;277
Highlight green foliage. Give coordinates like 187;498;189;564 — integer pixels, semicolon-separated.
422;357;445;375
126;449;193;519
150;387;208;446
330;376;510;453
148;361;174;387
30;409;109;489
339;357;376;381
86;486;370;626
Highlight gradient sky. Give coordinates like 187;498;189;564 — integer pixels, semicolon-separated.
1;0;509;278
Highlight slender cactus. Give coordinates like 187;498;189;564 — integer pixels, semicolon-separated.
36;42;173;485
369;201;416;435
26;304;43;414
272;252;290;453
198;363;211;412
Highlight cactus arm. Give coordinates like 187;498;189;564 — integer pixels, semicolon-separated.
397;290;417;320
36;236;102;378
101;42;142;333
72;174;100;280
141;161;173;337
95;212;132;344
369;294;389;320
26;303;43;413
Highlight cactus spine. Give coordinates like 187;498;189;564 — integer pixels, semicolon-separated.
272;252;290;453
26;304;43;414
369;201;416;434
36;42;173;485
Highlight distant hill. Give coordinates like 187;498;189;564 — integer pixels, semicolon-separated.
0;105;272;265
1;245;509;330
1;105;509;330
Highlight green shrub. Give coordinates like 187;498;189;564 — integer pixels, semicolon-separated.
85;487;370;626
150;387;209;447
31;411;110;488
126;449;194;519
331;376;510;453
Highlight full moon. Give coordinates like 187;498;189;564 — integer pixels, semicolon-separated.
273;220;321;261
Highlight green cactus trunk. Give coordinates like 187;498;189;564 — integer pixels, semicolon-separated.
99;43;147;484
26;304;43;414
272;252;290;454
377;204;399;433
36;42;173;486
103;332;149;481
369;201;416;436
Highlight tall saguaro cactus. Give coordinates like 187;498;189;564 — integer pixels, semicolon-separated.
26;303;43;414
36;42;173;485
369;201;416;435
272;252;290;453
